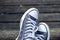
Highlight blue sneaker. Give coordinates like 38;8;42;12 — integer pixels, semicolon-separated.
35;22;50;40
16;8;39;40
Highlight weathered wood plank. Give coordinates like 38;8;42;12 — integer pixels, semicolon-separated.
0;0;60;5
22;5;60;13
0;13;60;21
45;22;60;28
0;6;23;13
0;23;19;29
0;22;60;29
0;5;60;13
0;28;60;40
0;13;22;21
39;13;60;21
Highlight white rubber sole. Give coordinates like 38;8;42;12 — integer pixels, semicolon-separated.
39;22;50;40
16;8;38;40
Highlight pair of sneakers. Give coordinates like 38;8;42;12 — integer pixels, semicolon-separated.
16;8;50;40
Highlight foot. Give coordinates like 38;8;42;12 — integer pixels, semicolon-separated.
35;22;50;40
16;8;39;40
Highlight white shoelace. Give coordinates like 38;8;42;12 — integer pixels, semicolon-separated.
24;18;38;40
37;34;45;40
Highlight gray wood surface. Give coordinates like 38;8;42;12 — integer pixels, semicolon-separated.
0;13;60;21
0;0;60;5
0;23;19;29
0;0;60;13
0;0;59;30
0;5;60;13
0;0;60;40
0;22;60;29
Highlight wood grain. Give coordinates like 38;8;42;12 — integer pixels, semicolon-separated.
0;5;60;13
0;13;60;21
0;23;19;29
0;0;60;5
0;22;60;29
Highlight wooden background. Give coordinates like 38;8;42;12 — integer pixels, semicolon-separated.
0;0;60;40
